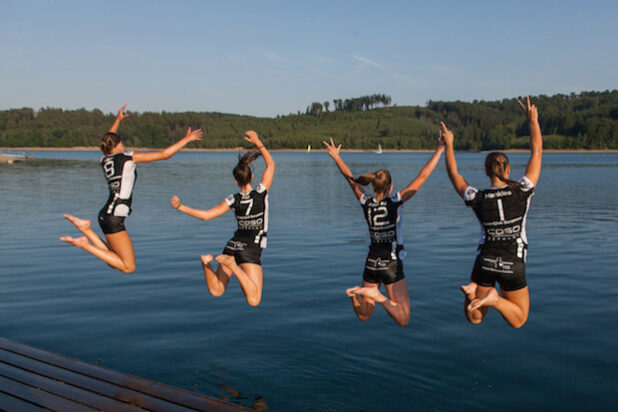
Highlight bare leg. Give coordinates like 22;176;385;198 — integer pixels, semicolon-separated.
354;279;411;327
346;282;376;322
59;230;135;273
216;255;262;306
63;214;108;250
201;255;232;297
468;287;530;328
461;282;489;324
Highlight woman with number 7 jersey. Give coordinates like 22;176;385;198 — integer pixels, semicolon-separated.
60;104;203;273
170;131;274;307
323;137;444;327
442;96;542;328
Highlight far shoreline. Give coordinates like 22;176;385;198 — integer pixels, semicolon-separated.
2;146;618;154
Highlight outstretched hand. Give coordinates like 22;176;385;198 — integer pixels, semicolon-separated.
322;137;342;159
116;104;129;122
170;195;181;209
440;122;454;146
517;96;538;123
184;127;203;142
244;130;262;146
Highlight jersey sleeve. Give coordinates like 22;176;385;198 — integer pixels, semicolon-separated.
225;194;235;209
519;176;535;191
255;183;267;194
124;151;134;158
391;192;403;205
464;186;479;207
359;193;371;205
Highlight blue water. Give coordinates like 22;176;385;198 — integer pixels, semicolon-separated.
1;151;617;410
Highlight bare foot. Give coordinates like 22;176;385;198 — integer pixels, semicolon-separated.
346;286;361;297
59;236;89;249
201;254;214;266
460;282;478;301
353;286;387;303
63;214;91;231
468;287;499;311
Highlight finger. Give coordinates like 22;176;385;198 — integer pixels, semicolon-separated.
120;104;127;112
337;144;342;150
330;137;335;146
440;121;448;132
322;140;329;148
526;96;531;109
517;99;526;112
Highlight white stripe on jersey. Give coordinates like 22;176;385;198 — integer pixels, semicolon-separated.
497;198;505;221
119;160;136;200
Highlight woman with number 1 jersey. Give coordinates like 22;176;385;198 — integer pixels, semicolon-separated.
170;131;274;307
442;97;542;328
323;137;444;327
60;104;202;273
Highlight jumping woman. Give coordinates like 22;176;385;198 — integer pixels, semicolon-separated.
442;97;542;328
323;137;445;327
60;104;203;273
170;131;274;307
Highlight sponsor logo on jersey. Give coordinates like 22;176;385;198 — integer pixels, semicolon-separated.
484;190;512;199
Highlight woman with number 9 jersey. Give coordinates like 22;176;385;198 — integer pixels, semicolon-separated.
323;137;444;327
442;96;543;328
60;104;202;273
170;131;274;307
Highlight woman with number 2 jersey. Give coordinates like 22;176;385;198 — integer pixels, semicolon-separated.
442;97;542;328
170;131;274;307
60;104;202;273
323;137;444;327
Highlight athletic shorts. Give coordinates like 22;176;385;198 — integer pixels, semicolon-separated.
222;238;262;266
362;247;405;285
470;254;527;291
98;210;127;234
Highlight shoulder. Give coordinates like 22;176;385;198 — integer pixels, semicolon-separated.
518;176;535;192
390;192;403;204
255;183;268;194
463;186;480;206
225;193;237;206
359;192;372;205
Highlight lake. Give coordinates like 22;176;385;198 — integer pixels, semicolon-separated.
1;150;617;411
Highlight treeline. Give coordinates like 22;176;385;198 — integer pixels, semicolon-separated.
1;91;617;150
306;94;392;116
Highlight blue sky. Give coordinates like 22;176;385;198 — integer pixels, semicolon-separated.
1;0;616;117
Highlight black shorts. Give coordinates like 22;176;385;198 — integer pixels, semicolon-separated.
362;247;405;285
470;254;527;291
98;210;127;234
222;238;262;266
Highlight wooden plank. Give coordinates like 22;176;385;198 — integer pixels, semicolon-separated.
0;362;139;412
0;349;193;412
0;338;249;411
0;391;48;412
0;375;95;412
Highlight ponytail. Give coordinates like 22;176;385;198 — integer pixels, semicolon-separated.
233;149;261;186
354;169;392;195
100;132;122;155
484;152;522;188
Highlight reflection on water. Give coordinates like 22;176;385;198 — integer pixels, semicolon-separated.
0;152;617;410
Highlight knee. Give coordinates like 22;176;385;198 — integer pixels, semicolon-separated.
121;264;135;274
467;317;483;325
357;314;372;322
247;295;262;307
209;288;225;298
397;312;410;327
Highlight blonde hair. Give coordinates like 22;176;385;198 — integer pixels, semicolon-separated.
355;169;392;195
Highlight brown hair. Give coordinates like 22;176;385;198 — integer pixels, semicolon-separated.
233;149;261;186
355;169;392;195
100;132;122;155
484;152;522;188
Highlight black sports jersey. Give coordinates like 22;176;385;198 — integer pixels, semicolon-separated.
359;192;406;260
464;176;534;260
100;151;137;217
225;183;269;248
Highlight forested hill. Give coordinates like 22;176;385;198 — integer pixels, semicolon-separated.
1;90;617;150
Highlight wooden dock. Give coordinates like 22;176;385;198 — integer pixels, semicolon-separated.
0;337;250;411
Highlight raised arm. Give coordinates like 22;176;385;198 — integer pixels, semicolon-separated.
132;127;203;163
399;138;445;202
170;196;229;221
442;122;469;198
323;138;363;200
244;130;275;191
518;96;543;186
109;104;129;133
